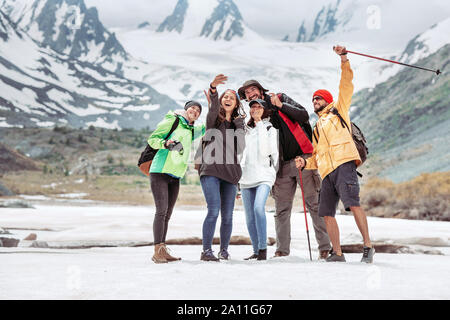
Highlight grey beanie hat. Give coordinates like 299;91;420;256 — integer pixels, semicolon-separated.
184;100;202;113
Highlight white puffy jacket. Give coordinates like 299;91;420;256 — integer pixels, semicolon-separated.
239;119;279;189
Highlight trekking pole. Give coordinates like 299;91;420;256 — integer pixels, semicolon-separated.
298;168;313;261
334;47;441;75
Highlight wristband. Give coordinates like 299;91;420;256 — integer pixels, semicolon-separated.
340;52;348;56
210;84;216;90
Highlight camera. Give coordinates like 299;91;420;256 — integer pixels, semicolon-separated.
166;140;184;154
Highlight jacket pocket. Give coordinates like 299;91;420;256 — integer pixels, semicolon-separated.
330;138;354;162
312;171;322;191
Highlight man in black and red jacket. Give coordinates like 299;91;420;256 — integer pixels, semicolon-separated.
238;80;331;259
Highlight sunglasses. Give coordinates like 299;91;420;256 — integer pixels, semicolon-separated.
312;96;324;102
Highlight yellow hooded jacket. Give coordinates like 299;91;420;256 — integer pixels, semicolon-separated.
305;60;361;179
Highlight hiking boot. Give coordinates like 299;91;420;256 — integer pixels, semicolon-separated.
257;249;267;261
319;250;330;260
244;253;258;261
152;243;168;264
161;244;181;262
218;248;230;260
200;249;220;262
361;246;375;263
273;251;289;258
326;251;346;262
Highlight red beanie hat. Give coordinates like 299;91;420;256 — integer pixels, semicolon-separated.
313;90;333;104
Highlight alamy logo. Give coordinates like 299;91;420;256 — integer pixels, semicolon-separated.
66;6;83;31
367;5;381;30
66;265;82;292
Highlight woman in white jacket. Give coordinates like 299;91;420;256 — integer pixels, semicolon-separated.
240;99;279;260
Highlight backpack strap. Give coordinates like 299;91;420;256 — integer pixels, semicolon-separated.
330;107;350;132
266;124;274;166
278;111;313;154
313;108;348;143
163;117;180;143
313;125;319;143
330;108;364;178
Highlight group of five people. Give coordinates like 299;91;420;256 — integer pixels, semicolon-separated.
147;45;375;264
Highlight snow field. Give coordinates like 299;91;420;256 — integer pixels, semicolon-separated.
0;203;449;299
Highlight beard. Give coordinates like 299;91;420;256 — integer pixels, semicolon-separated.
314;103;328;114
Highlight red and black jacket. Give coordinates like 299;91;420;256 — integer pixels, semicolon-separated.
265;93;313;162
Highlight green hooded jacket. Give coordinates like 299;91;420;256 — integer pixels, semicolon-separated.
148;110;205;178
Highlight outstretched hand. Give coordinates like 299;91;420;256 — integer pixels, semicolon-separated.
333;45;346;55
210;74;228;89
334;45;348;62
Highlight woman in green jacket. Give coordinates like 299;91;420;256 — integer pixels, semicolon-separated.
147;101;205;263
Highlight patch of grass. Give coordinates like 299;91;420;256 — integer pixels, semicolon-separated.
361;172;450;221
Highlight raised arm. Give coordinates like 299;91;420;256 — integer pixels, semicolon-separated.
334;45;354;118
205;74;228;129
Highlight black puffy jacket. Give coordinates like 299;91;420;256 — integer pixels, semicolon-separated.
265;93;313;162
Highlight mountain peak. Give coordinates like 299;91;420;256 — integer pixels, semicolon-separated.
157;0;247;41
200;0;243;41
156;0;188;34
3;0;129;73
398;17;450;65
296;0;347;42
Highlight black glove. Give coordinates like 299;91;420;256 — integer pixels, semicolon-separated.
233;116;245;129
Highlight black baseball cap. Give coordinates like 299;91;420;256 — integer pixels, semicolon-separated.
249;99;268;109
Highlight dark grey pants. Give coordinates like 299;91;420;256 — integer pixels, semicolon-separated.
272;158;331;254
150;173;180;244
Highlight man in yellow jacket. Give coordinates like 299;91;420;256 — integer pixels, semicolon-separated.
296;45;375;263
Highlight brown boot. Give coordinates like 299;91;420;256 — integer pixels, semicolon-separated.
273;251;289;258
152;243;168;264
160;244;181;262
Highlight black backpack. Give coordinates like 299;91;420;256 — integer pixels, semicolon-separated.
137;117;180;176
313;108;368;168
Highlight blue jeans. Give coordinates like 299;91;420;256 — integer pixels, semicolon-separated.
200;176;238;251
241;184;271;254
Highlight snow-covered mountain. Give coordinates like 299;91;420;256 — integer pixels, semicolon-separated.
0;8;179;130
286;0;449;54
1;0;129;74
1;0;449;131
157;0;255;41
397;17;450;65
281;0;354;43
117;24;346;118
370;17;450;86
116;7;449;122
295;0;353;43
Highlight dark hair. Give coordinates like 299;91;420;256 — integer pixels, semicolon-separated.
247;108;273;128
216;89;246;127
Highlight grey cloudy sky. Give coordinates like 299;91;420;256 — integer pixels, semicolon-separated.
85;0;450;41
85;0;336;38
